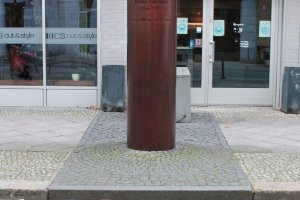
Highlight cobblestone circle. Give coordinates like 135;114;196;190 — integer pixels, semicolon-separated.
51;112;250;188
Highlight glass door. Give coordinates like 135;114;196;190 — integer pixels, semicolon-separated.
207;0;273;105
177;0;206;105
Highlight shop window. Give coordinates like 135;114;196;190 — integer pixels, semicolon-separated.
46;0;97;86
0;0;43;86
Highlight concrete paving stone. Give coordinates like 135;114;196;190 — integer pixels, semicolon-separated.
243;134;273;141
252;182;300;191
0;142;32;151
204;107;300;153
29;130;62;138
267;138;300;147
28;143;76;152
283;133;300;142
0;107;98;152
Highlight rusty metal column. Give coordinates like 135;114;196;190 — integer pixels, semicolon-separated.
127;0;176;151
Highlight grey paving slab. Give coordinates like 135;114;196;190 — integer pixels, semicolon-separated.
196;106;300;153
0;107;98;152
49;112;252;200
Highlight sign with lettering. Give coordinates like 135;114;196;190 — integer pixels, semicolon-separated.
0;28;42;44
240;40;249;48
0;28;97;44
131;0;171;23
46;28;97;44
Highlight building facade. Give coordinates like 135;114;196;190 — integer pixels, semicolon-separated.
0;0;298;108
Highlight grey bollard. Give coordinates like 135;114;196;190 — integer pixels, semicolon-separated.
101;65;125;112
281;67;300;114
176;67;191;122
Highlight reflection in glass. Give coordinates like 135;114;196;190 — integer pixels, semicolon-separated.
46;0;97;86
213;0;271;88
177;0;203;88
0;0;42;85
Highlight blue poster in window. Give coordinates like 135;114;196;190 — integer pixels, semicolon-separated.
177;18;188;34
259;21;271;38
214;20;225;37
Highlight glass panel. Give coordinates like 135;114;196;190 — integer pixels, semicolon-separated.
0;0;42;86
213;0;271;88
46;0;97;86
177;0;203;88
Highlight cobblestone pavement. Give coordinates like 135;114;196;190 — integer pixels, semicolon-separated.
0;151;70;189
50;112;250;191
236;153;300;182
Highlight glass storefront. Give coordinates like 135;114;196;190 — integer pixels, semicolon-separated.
0;0;42;85
0;0;97;87
0;0;282;106
46;0;97;86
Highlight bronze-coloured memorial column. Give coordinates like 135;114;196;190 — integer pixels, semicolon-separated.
127;0;176;151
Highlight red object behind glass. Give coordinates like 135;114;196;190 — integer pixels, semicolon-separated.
7;45;31;80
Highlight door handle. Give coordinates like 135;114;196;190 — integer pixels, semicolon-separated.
209;41;215;63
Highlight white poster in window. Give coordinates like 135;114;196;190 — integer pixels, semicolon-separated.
177;18;188;34
196;27;202;34
240;41;249;48
214;20;225;37
259;21;271;38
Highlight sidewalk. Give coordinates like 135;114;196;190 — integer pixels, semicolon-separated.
0;106;299;200
0;107;98;200
198;106;300;200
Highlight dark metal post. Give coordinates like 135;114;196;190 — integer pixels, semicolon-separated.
127;0;176;151
221;52;226;79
